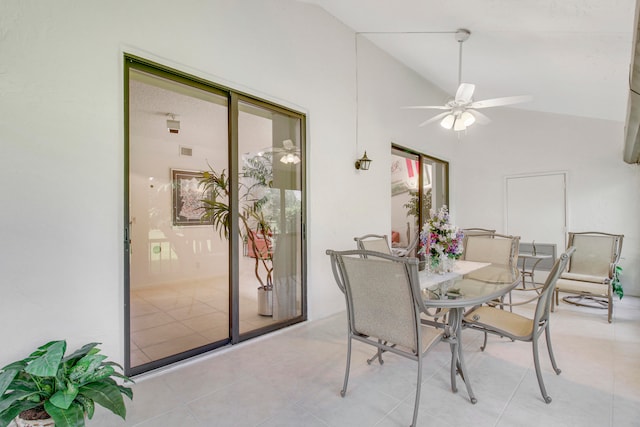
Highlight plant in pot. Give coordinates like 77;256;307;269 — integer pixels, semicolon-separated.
200;152;276;315
403;188;432;262
0;340;133;427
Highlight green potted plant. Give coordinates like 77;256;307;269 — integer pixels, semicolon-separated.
0;340;133;427
612;264;623;299
200;153;275;315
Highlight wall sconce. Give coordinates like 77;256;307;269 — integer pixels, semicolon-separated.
354;151;372;170
167;114;180;134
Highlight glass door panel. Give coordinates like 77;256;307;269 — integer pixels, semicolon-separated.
391;149;420;251
128;68;229;371
237;100;303;334
391;146;449;256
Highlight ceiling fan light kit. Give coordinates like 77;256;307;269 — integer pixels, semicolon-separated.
404;28;532;132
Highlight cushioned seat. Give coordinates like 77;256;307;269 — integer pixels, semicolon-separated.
327;249;445;427
554;231;623;323
463;247;574;404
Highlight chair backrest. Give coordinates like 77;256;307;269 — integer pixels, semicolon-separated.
566;232;623;278
460;229;495;261
353;234;392;255
464;233;520;266
462;228;496;237
534;247;575;325
327;249;421;353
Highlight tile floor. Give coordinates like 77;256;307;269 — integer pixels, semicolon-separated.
90;292;639;427
130;256;285;367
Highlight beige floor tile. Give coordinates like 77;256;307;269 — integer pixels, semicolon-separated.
141;333;212;361
121;283;639;427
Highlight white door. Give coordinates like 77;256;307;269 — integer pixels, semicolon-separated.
505;172;567;252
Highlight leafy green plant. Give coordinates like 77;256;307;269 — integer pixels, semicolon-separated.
200;154;275;290
403;188;432;221
612;265;623;299
0;340;133;427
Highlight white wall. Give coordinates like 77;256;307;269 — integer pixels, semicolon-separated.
0;0;637;369
0;0;444;366
452;108;640;296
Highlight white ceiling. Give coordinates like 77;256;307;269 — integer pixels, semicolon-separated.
302;0;637;122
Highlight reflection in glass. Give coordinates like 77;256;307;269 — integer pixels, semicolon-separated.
128;69;229;370
391;147;449;257
238;101;303;332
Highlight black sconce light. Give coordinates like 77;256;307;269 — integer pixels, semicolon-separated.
355;151;372;170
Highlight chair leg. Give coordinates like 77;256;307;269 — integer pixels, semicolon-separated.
544;326;561;375
480;331;488;351
411;356;423;427
532;336;552;403
340;337;352;397
608;292;613;323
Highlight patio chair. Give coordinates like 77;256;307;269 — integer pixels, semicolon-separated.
326;249;445;427
460;228;496;256
462;247;575;403
554;231;624;323
463;233;520;266
353;234;392;254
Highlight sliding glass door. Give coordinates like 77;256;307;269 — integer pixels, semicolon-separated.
237;99;304;334
391;145;449;254
125;57;306;375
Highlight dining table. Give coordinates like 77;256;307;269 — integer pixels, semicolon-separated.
417;260;521;404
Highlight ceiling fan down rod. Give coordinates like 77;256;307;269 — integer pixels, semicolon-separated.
456;28;470;87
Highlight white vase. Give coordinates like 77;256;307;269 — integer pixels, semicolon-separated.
257;287;273;316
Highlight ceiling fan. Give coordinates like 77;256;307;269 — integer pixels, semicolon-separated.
258;139;301;164
404;29;532;132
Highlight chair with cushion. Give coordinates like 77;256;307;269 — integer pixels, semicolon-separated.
246;230;272;259
463;247;575;403
460;228;496;256
463;233;520;308
554;231;624;323
463;233;520;267
326;249;445;427
353;234;392;255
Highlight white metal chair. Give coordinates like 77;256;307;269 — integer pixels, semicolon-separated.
463;247;575;403
353;234;392;255
463;233;521;309
463;233;520;266
555;231;624;323
327;249;445;427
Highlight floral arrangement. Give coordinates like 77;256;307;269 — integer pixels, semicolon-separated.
418;205;464;261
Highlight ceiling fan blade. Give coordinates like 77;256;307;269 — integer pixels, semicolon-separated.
467;109;491;124
402;105;450;110
418;111;451;127
470;95;532;109
455;83;475;103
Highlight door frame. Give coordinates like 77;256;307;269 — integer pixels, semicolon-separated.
124;54;307;376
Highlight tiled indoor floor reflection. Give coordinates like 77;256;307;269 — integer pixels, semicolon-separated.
98;292;639;426
130;257;280;367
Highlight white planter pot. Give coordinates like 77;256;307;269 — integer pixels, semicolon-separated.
257;287;273;316
14;417;55;427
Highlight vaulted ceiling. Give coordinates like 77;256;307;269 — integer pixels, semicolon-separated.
302;0;637;123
